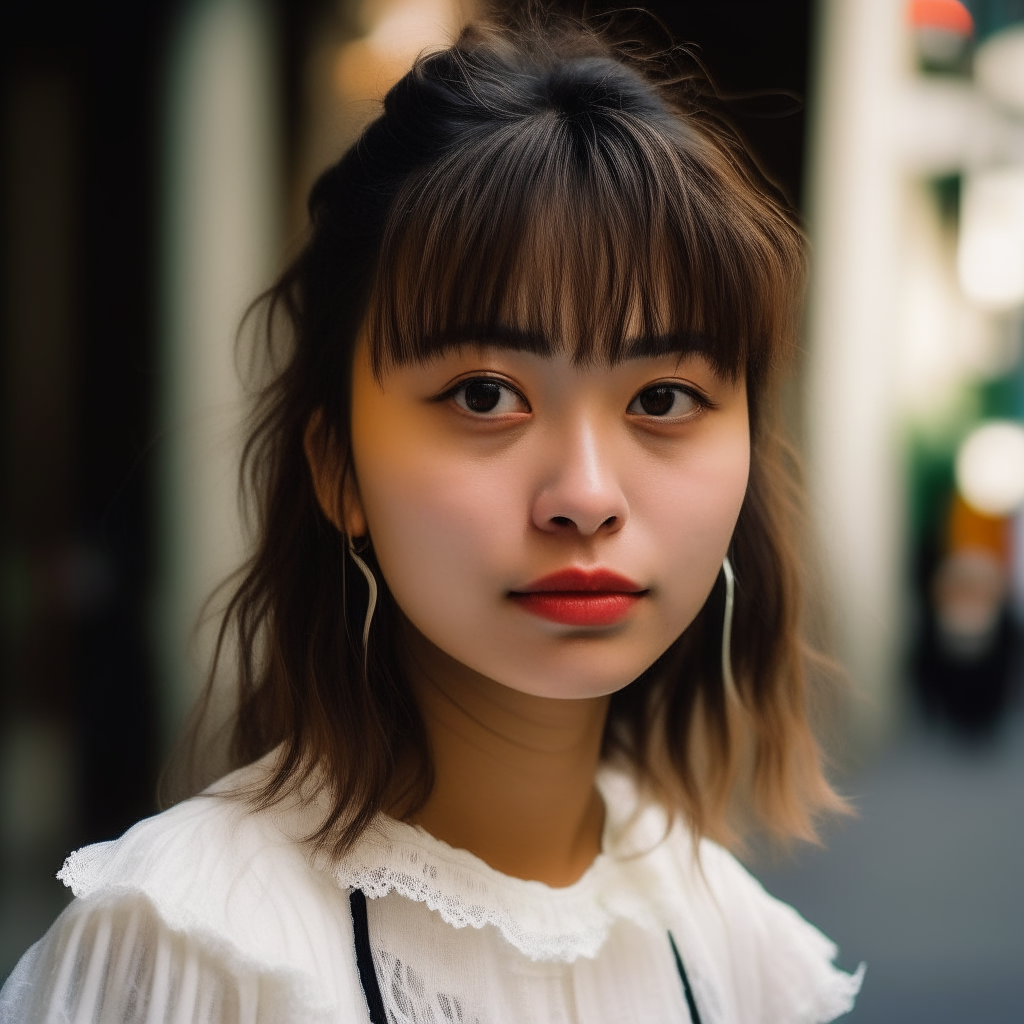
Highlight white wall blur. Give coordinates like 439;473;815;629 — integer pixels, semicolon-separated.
158;0;281;749
804;0;909;744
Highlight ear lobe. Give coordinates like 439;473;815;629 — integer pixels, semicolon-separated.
303;411;367;536
339;465;368;538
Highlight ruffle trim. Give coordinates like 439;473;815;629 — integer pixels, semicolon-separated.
328;772;673;962
330;817;666;962
57;839;113;897
825;963;866;1023
54;788;341;991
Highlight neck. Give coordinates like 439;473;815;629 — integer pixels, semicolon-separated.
399;623;610;888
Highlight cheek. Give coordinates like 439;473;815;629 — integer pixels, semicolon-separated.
352;418;524;619
368;461;514;569
633;423;750;624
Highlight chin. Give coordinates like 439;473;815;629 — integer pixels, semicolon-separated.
484;644;659;700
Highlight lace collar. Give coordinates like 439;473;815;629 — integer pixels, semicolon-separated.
326;771;682;963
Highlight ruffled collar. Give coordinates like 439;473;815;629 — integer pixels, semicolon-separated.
326;771;682;963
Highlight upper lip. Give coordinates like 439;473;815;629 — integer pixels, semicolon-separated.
512;568;645;593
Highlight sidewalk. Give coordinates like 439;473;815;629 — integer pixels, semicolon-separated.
751;705;1024;1022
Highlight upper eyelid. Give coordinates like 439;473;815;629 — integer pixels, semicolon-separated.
630;381;715;411
434;372;521;398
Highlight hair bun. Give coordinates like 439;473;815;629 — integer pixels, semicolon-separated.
541;57;665;119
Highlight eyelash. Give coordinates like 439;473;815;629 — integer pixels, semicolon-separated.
627;382;714;420
434;376;714;419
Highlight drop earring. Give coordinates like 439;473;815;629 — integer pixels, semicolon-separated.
347;537;378;650
721;556;738;703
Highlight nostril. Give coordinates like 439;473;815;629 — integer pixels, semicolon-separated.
551;516;574;527
601;516;617;528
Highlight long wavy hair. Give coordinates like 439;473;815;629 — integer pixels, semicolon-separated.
187;14;846;855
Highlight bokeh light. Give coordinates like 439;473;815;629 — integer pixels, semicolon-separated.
956;419;1024;515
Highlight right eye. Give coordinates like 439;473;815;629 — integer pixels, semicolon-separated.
449;378;529;416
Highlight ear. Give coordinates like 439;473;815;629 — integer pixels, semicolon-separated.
303;410;367;537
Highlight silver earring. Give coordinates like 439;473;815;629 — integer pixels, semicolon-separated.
721;556;738;703
347;537;378;650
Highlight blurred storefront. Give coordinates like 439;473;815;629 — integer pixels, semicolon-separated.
1;1;172;976
899;0;1024;738
806;0;1024;743
772;2;1024;1020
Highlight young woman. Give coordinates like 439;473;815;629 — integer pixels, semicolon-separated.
1;16;863;1024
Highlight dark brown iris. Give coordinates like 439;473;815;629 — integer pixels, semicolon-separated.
463;380;502;412
638;386;675;416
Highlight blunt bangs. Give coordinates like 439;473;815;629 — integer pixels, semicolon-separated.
363;49;803;387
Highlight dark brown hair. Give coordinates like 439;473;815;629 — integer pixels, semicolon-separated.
197;15;845;854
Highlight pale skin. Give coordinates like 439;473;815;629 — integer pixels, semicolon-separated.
307;335;749;887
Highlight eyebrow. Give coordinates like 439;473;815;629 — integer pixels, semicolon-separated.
420;327;716;363
620;332;716;361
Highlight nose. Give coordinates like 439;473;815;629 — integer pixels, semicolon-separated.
531;420;628;537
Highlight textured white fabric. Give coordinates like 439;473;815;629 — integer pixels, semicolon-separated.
365;896;693;1024
0;757;863;1023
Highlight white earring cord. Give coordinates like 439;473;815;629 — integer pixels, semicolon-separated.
721;555;738;703
347;539;378;650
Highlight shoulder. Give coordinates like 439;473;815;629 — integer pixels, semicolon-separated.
39;759;364;1016
60;761;337;964
598;770;862;1023
661;830;863;1024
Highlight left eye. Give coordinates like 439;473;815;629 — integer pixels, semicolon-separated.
451;378;527;415
628;385;699;418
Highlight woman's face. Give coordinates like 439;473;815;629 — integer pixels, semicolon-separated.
343;337;749;700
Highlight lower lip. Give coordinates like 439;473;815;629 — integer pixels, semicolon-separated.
511;592;643;627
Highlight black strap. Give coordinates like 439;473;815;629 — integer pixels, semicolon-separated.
669;932;703;1024
349;889;388;1024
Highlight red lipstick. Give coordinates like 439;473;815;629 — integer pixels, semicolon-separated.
510;568;646;627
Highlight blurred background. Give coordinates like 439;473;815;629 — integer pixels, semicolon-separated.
2;0;1022;1019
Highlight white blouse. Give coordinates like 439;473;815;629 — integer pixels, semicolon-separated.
0;758;862;1024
